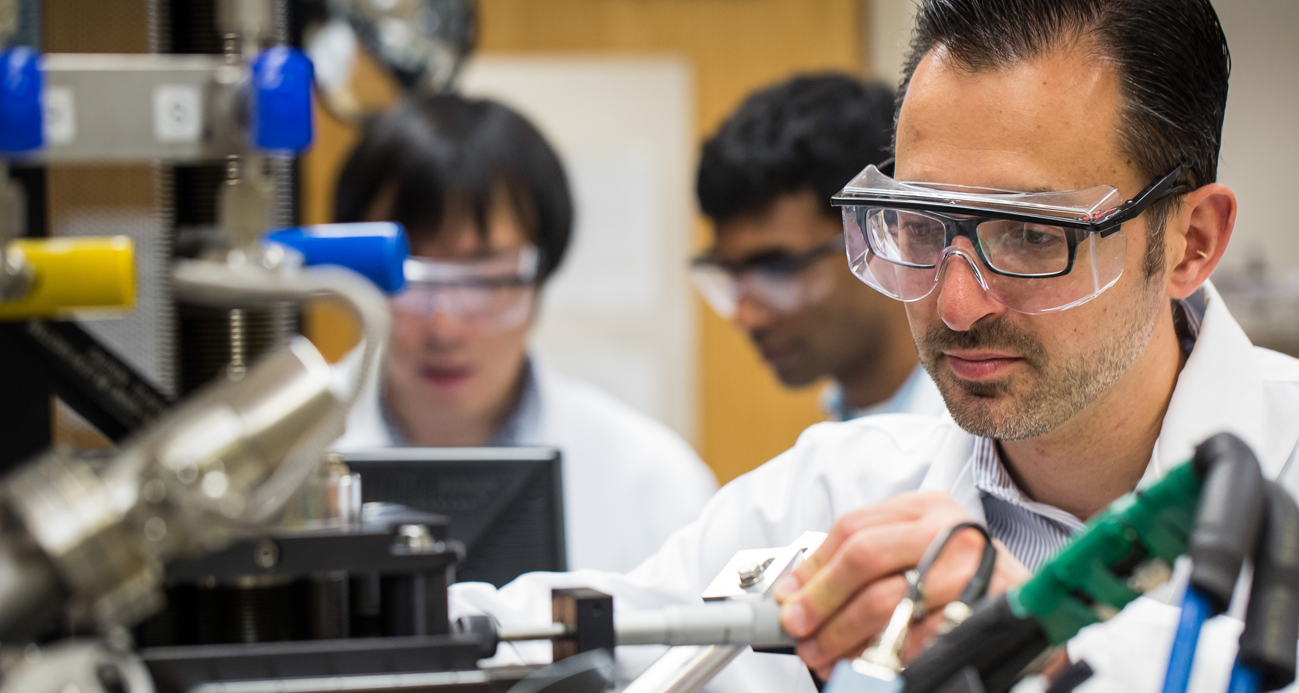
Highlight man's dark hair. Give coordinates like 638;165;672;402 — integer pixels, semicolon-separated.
334;93;573;281
697;73;895;224
898;0;1231;278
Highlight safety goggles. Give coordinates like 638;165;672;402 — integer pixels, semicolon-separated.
390;245;539;333
690;235;843;319
831;162;1189;314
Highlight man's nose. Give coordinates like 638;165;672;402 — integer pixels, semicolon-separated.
934;248;1007;331
422;309;472;347
733;293;778;330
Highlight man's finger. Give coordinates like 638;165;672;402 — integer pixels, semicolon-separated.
795;574;908;671
775;491;949;600
901;610;948;664
781;514;962;637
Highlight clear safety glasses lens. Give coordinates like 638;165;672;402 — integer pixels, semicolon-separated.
689;263;831;320
391;283;533;332
842;207;1127;315
390;247;538;333
402;245;539;284
863;209;1082;277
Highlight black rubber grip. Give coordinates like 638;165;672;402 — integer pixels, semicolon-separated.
1238;482;1299;691
1188;433;1266;610
901;595;1047;693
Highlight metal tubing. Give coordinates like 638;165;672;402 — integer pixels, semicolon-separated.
615;601;793;649
498;622;571;642
620;645;745;693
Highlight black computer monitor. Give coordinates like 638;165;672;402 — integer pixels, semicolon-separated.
342;447;566;588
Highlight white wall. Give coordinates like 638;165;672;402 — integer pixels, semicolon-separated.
1213;0;1299;274
458;57;698;443
866;0;916;86
866;0;1299;276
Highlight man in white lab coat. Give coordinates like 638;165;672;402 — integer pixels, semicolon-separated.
330;94;716;574
452;0;1299;690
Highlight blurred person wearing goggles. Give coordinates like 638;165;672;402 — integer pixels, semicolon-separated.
328;94;716;573
393;246;541;335
444;2;1299;692
694;75;944;420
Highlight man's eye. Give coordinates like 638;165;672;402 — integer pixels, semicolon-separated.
1021;227;1064;247
754;260;800;276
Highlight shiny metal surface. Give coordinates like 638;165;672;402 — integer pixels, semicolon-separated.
496;622;571;643
0;532;64;639
0;639;155;693
614;601;793;649
36;54;245;163
619;645;745;693
0;337;340;632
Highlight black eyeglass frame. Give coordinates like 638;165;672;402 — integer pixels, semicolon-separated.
691;233;846;277
831;162;1192;280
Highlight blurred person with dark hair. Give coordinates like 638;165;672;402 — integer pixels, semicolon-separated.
331;94;716;572
694;74;944;420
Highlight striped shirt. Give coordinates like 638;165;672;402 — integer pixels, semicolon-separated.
972;295;1206;571
971;437;1085;571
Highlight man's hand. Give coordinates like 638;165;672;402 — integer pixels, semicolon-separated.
772;491;1031;680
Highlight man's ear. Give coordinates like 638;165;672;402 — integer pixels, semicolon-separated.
1165;183;1237;300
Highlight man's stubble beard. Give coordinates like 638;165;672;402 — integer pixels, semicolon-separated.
916;279;1166;440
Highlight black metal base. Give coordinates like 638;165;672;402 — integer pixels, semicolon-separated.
140;633;494;693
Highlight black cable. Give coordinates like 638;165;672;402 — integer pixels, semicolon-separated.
909;521;997;609
1236;482;1299;691
1044;660;1093;693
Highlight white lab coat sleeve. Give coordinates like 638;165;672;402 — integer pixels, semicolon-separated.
530;361;720;573
448;434;825;665
447;417;943;672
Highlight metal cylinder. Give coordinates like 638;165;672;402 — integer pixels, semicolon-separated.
146;337;338;505
310;570;351;639
1;338;339;631
620;645;745;693
0;530;65;640
284;453;362;528
615;601;793;649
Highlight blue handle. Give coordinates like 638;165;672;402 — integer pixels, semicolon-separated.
265;222;409;294
1227;660;1261;693
1162;586;1215;693
252;46;314;153
0;47;43;154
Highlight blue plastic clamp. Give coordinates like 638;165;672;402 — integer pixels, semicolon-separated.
252;46;314;153
0;47;43;154
265;222;409;294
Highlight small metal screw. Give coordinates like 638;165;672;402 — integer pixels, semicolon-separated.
253;539;280;569
738;558;775;588
396;524;434;552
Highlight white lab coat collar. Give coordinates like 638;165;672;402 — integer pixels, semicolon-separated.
913;280;1273;524
917;429;988;525
1145;280;1273;482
